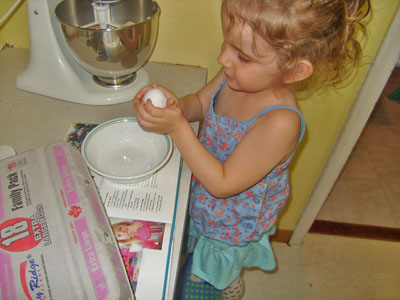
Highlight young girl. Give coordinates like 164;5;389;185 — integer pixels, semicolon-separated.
112;220;164;249
134;0;370;299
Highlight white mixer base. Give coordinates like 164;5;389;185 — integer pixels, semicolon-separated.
16;65;150;105
16;0;153;105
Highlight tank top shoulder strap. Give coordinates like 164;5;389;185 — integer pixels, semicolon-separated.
210;80;306;143
210;79;226;107
248;105;306;143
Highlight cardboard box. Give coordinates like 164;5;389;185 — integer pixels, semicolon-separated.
0;142;134;300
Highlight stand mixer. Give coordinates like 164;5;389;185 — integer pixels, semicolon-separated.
16;0;160;105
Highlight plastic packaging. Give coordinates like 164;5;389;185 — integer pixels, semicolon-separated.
0;142;134;300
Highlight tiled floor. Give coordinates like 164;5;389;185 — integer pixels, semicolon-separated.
242;233;400;299
316;66;400;229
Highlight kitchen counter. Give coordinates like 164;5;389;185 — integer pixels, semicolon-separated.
0;47;207;299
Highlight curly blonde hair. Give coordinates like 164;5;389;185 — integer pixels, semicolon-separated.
222;0;371;88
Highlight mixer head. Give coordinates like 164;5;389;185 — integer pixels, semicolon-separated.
91;0;122;3
91;0;125;29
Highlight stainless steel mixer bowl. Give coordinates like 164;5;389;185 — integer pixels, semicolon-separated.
55;0;160;87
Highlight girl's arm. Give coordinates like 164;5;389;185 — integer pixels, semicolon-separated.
134;70;300;198
170;108;301;198
135;102;300;198
180;69;226;121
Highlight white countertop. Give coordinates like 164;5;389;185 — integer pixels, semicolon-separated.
0;47;207;300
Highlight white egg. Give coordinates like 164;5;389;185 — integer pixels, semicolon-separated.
143;88;167;108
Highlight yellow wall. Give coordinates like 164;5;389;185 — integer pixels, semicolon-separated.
152;0;223;78
1;0;399;230
0;0;29;48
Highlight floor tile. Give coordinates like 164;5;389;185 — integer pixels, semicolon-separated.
321;178;397;227
315;192;337;221
339;143;379;180
381;182;400;227
362;120;400;149
366;144;400;185
242;234;400;300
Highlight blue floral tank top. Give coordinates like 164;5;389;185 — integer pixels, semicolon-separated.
189;81;305;246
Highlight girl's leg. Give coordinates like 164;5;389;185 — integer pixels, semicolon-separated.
219;276;244;300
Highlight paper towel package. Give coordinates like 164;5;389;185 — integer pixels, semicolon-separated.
0;142;134;300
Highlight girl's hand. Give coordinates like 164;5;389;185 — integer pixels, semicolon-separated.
134;84;187;135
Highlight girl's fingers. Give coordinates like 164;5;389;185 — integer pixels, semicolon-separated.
166;98;175;107
135;85;154;102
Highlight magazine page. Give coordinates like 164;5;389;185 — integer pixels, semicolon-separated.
109;218;167;291
93;149;181;224
65;123;181;300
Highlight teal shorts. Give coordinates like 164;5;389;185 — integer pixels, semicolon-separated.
187;219;277;290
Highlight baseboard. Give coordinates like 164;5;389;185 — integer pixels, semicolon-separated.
309;220;400;242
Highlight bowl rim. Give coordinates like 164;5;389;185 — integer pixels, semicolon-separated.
55;1;160;31
81;117;173;181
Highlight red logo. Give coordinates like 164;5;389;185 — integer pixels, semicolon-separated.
68;205;82;218
0;218;42;252
7;161;17;170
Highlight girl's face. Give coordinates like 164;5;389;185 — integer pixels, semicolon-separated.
113;223;134;240
218;11;285;93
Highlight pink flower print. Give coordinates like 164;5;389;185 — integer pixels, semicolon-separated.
218;142;229;151
268;181;277;189
226;215;233;223
245;191;256;201
217;124;223;133
258;181;267;189
216;208;225;218
233;131;244;141
277;200;286;207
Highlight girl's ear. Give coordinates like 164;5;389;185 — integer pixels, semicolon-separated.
283;60;314;84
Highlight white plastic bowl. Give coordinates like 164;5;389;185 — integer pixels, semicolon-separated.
81;118;173;184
